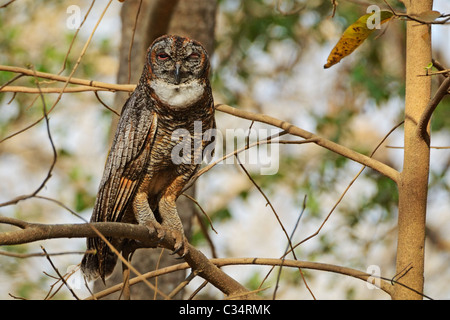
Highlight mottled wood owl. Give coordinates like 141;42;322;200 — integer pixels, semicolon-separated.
81;35;216;282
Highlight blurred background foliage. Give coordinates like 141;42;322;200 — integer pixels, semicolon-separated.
0;0;449;299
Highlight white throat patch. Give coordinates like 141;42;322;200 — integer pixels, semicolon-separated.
151;79;205;109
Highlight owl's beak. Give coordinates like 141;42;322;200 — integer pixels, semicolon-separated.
174;62;182;84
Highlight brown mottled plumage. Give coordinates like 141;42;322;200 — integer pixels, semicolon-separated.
81;35;215;282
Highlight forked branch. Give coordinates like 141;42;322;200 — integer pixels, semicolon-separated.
215;104;400;183
0;217;255;299
417;71;450;140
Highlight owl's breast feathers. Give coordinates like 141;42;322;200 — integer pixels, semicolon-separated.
150;78;205;109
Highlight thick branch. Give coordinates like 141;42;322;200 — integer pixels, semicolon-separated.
215;104;400;183
0;218;255;299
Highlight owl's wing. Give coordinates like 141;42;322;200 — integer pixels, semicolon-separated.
82;90;157;281
92;91;157;225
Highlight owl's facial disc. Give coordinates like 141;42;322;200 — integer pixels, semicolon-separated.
148;35;209;109
149;36;208;85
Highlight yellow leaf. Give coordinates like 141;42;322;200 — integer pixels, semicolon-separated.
324;11;394;69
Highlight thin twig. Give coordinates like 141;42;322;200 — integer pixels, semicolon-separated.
182;193;218;258
153;248;165;300
57;0;96;75
235;154;294;257
0;0;17;9
0;74;24;91
167;270;198;299
41;246;80;300
215;104;400;183
0;250;91;258
273;195;310;300
383;0;450;25
291;121;404;252
181;193;217;234
0;68;58;208
127;0;143;84
259;121;404;296
0;1;119;146
184;137;319;192
0;85;121;93
0;65;135;92
188;280;208;300
94;91;120;116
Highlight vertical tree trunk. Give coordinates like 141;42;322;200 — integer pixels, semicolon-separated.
393;0;433;300
94;0;217;299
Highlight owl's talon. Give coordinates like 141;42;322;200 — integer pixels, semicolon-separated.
171;245;183;255
145;221;166;246
169;231;189;258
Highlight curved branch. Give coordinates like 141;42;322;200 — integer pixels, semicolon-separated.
90;257;394;300
417;74;450;140
215;104;400;183
0;219;256;299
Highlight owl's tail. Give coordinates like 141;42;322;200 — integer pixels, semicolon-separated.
81;237;119;283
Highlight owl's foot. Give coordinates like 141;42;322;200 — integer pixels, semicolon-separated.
169;230;189;258
145;220;166;245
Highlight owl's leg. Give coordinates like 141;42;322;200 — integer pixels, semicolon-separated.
159;196;188;257
133;192;166;243
158;177;189;257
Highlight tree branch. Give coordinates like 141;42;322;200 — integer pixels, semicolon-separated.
89;257;395;300
0;85;119;93
0;218;256;299
0;66;400;183
417;73;450;140
383;0;450;25
0;65;135;92
4;217;429;299
215;104;400;183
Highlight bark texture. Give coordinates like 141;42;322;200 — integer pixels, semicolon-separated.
393;0;433;300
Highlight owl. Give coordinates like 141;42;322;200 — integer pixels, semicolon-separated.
81;35;216;282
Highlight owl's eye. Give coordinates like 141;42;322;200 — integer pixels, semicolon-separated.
188;52;201;61
157;53;170;61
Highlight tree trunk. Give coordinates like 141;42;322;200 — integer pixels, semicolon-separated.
94;0;217;299
393;0;433;300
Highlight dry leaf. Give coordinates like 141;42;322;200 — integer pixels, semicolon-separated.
412;10;441;23
324;11;394;69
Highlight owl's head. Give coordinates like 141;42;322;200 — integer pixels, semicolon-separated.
147;35;210;85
